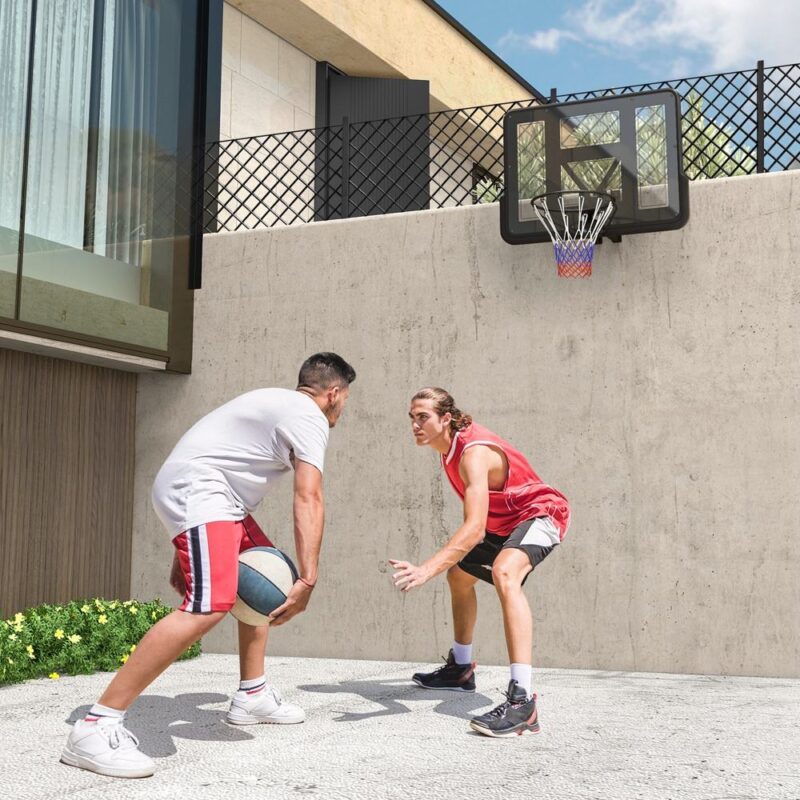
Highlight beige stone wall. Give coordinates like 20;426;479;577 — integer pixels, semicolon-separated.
217;3;526;226
221;2;316;140
132;171;800;678
230;0;536;111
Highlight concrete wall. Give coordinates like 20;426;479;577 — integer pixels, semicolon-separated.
132;171;800;678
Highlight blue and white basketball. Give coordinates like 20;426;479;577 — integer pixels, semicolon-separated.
231;547;299;626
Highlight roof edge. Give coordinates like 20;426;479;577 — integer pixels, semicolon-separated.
420;0;546;103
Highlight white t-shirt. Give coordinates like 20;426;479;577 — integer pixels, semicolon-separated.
152;388;329;537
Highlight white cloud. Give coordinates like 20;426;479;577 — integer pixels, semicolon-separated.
503;0;800;73
499;28;580;54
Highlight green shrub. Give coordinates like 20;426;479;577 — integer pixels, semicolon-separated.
0;598;200;685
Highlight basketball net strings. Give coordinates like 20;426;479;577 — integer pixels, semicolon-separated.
533;194;615;252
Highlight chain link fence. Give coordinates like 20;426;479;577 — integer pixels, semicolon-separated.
203;61;800;233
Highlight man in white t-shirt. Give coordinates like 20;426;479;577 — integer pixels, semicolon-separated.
61;353;356;779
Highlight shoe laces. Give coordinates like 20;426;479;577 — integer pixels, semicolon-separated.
430;655;456;675
487;687;527;718
487;698;513;718
97;718;139;750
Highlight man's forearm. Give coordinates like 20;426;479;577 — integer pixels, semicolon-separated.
421;524;483;579
293;493;324;583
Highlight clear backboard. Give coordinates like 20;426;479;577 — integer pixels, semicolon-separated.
500;89;689;245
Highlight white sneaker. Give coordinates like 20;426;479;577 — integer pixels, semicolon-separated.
60;717;156;778
226;685;305;725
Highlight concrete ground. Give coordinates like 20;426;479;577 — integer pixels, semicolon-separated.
1;655;799;800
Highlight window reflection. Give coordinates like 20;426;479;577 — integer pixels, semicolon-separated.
1;0;199;353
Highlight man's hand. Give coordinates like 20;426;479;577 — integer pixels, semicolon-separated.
389;559;432;592
391;447;491;587
169;553;186;596
268;580;313;626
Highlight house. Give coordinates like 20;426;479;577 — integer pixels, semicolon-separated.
0;0;538;615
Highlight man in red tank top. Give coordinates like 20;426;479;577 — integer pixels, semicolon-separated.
391;387;570;738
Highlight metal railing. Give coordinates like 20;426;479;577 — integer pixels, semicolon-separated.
203;61;800;233
202;100;535;232
555;60;800;177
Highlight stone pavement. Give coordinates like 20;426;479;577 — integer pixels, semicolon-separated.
1;654;798;800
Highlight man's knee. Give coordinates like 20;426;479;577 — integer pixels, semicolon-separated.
447;564;474;588
491;560;527;592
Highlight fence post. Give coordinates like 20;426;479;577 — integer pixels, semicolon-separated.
341;116;350;217
756;60;765;173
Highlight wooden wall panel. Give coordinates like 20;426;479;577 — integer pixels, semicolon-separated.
0;349;136;616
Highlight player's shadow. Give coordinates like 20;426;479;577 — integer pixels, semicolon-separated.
66;693;253;757
299;678;492;722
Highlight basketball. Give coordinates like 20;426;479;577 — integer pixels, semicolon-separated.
231;546;299;626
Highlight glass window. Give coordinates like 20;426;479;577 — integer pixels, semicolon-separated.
0;0;206;358
0;1;32;319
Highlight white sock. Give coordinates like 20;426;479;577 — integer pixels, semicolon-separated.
239;675;266;694
452;641;473;665
510;663;532;697
85;703;124;722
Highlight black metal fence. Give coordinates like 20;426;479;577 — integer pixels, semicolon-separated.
556;60;800;177
202;100;534;231
203;61;800;233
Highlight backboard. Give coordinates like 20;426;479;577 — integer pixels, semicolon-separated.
500;89;689;244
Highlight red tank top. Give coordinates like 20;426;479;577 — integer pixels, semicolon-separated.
441;422;570;539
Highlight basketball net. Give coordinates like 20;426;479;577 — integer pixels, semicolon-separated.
531;192;616;278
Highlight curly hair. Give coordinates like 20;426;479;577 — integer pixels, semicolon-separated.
411;387;472;434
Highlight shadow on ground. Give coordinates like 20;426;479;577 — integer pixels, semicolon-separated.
299;678;492;722
66;693;253;757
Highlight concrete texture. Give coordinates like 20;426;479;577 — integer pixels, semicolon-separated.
0;270;168;350
3;655;799;800
132;171;800;676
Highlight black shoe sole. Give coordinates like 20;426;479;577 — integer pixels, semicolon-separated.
412;677;476;693
469;720;541;737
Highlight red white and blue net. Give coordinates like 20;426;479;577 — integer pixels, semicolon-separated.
532;192;616;278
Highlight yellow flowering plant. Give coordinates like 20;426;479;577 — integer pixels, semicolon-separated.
0;598;199;685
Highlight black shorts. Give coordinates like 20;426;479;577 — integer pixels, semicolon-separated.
457;516;560;586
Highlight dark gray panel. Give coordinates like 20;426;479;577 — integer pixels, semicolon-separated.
316;74;431;218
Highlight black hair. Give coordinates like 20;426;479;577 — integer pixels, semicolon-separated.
297;352;356;392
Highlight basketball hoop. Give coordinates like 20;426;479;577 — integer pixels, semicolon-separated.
531;190;616;278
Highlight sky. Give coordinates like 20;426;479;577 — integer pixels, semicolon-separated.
436;0;800;96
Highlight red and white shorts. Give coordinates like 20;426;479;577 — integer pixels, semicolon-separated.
172;515;273;613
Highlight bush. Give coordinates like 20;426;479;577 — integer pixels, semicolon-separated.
0;598;200;685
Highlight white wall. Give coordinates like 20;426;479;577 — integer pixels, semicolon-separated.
221;2;316;140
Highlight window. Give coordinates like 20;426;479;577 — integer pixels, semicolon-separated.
0;0;220;368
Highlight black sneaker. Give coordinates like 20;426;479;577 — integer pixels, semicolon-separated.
470;679;540;737
412;649;476;692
